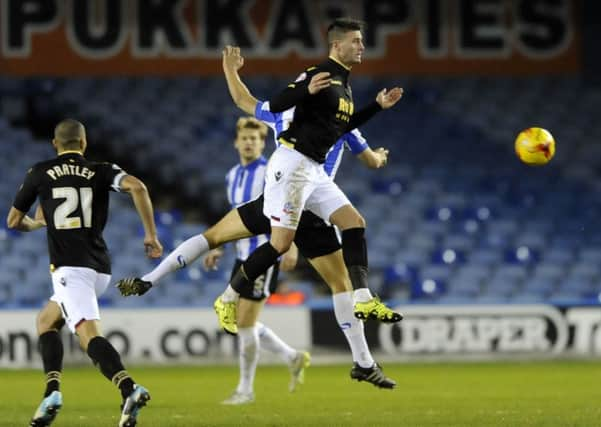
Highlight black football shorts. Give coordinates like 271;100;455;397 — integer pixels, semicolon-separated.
237;195;341;260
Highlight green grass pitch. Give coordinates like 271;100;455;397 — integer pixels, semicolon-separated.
1;361;600;426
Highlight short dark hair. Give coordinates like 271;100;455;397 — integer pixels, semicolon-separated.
327;18;363;46
54;118;85;149
236;117;267;140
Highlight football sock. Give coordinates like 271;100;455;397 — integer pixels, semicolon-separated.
87;336;135;400
332;291;375;368
256;322;297;363
342;228;370;294
354;288;374;303
142;234;209;285
230;243;280;294
39;331;63;397
221;284;239;303
237;326;259;395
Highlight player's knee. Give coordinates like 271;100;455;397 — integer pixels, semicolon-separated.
36;309;60;334
271;239;292;254
205;223;241;248
270;230;295;254
331;206;366;230
78;333;95;352
75;320;101;351
344;213;366;229
36;314;52;334
355;213;366;228
203;230;220;248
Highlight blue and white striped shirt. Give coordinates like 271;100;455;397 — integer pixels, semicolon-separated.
254;100;369;179
225;156;268;261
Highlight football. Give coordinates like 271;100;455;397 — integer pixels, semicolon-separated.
514;127;556;166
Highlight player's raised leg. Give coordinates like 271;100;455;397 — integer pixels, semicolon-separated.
216;145;311;329
117;209;254;296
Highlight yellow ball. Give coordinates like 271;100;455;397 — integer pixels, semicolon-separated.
515;127;555;166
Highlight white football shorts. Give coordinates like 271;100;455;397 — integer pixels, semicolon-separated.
50;266;111;333
263;145;350;229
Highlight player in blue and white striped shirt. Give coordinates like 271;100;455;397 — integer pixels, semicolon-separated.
225;118;269;262
204;117;310;403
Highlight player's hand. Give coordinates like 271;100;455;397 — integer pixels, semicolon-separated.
375;147;389;167
222;45;244;71
34;204;46;227
376;87;403;109
308;72;331;94
203;248;224;271
144;235;163;259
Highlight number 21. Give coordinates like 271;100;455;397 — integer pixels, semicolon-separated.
52;187;93;229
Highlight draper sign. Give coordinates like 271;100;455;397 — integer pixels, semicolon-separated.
0;0;580;76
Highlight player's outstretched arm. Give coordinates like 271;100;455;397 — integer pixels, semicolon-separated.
358;147;389;169
268;71;330;113
120;175;163;259
222;45;259;115
346;87;403;132
6;206;45;232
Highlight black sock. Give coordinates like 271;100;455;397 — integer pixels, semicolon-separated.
87;336;135;399
342;228;369;289
230;243;280;293
39;331;63;397
229;267;254;294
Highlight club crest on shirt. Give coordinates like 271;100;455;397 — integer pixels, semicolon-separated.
275;171;283;182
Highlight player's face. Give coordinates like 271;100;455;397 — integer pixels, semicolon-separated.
235;129;265;163
335;30;364;66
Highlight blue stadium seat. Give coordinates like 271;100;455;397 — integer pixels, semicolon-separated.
2;74;601;306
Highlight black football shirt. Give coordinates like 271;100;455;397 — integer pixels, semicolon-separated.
13;152;126;274
270;57;381;164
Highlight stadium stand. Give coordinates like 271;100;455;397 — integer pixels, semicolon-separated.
1;75;601;307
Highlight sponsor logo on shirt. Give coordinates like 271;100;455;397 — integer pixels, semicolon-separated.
283;202;295;215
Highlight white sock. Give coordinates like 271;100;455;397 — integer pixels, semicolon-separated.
236;326;259;395
256;322;297;363
221;285;239;303
354;288;373;303
141;234;209;285
333;291;375;368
